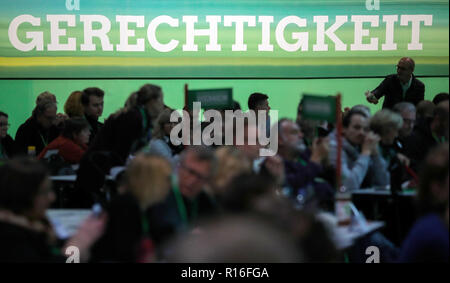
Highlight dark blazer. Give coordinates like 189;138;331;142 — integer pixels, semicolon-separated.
15;117;60;156
0;134;19;159
372;74;425;109
0;221;65;262
74;107;151;207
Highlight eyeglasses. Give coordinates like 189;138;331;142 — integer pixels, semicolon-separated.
396;65;409;71
0;123;10;127
181;164;209;182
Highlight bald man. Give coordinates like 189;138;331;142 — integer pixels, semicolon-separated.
366;57;425;109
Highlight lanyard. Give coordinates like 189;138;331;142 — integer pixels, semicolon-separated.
0;142;4;159
141;214;150;237
172;175;198;226
432;132;446;144
297;157;307;167
139;107;148;134
39;132;48;147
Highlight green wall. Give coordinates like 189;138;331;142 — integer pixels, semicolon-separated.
1;77;448;137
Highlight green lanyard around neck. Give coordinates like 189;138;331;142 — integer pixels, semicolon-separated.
141;213;150;237
171;175;198;227
39;132;48;147
139;107;148;133
432;132;446;144
0;142;5;159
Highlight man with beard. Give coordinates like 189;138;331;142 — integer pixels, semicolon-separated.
276;118;333;210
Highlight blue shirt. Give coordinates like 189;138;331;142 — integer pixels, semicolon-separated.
399;213;449;262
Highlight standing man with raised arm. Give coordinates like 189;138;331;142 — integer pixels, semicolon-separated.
366;57;425;109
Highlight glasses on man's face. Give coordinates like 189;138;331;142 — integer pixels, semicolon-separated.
181;164;209;182
396;65;409;71
44;115;56;121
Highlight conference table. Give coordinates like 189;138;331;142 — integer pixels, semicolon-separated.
351;188;417;246
50;169;122;208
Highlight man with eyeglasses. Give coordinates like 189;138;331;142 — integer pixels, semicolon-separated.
146;146;218;246
365;57;425;110
15;101;60;156
0;111;18;160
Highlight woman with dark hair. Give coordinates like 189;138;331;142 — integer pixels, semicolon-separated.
0;111;18;160
0;157;105;262
399;143;449;262
38;118;90;164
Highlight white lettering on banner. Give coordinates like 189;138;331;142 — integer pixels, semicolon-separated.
351;15;379;51
116;16;145;52
400;15;433;50
8;14;433;52
47;15;77;51
8;15;43;51
313;16;348;51
275;16;308;52
147;15;179;52
223;16;256;51
182;15;221;51
382;15;398;51
80;15;113;51
258;16;274;51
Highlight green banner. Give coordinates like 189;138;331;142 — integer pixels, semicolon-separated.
187;88;233;110
0;0;448;78
301;94;337;122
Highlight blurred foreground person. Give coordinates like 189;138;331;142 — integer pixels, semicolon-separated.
74;84;165;207
165;214;303;263
0;157;105;262
0;111;18;160
399;143;449;262
91;154;172;262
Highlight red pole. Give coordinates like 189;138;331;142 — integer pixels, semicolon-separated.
336;94;342;190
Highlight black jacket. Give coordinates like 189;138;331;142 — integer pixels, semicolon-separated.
403;118;440;172
90;193;146;262
85;115;104;145
0;134;19;159
372;74;425;109
0;221;65;262
74;107;152;208
15;117;60;156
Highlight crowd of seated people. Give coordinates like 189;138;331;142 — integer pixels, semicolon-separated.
0;83;448;263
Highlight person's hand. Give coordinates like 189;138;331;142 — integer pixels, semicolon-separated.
310;137;329;164
54;113;69;127
396;153;410;167
263;155;285;185
362;132;380;156
64;213;107;262
365;91;379;105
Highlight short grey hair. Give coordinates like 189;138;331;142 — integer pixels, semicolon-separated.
370;109;403;136
393;102;416;114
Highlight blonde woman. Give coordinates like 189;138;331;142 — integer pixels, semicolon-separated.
209;146;252;197
90;153;172;262
146;108;183;167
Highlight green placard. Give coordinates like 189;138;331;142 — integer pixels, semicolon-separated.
187;88;233;110
301;94;337;122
